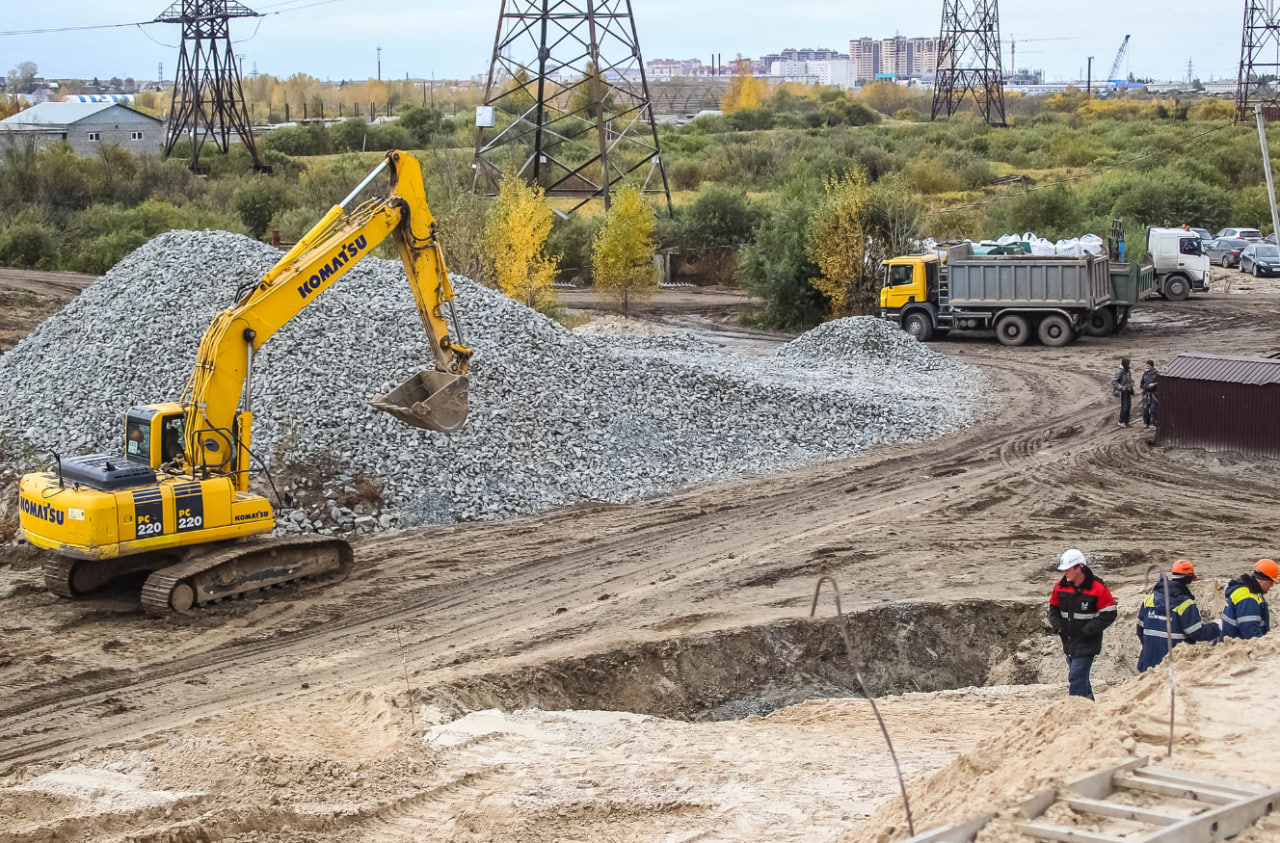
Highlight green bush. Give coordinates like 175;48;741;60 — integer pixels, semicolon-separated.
675;184;760;250
234;178;293;239
262;124;332;156
0;220;56;269
740;195;826;330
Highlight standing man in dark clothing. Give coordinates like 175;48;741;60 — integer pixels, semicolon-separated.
1140;360;1159;428
1049;548;1118;699
1221;559;1277;640
1137;559;1219;672
1112;357;1135;427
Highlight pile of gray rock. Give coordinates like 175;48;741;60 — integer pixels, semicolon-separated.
0;230;986;534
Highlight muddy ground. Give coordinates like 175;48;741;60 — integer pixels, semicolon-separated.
1;265;1280;841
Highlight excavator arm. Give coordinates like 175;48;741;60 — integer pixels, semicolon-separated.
180;150;473;489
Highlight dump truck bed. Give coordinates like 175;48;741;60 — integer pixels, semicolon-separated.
947;253;1113;310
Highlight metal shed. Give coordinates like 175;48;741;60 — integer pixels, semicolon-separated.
1156;352;1280;459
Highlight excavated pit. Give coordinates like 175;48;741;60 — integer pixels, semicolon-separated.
421;599;1045;721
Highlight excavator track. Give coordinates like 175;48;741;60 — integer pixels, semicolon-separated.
43;557;78;599
140;535;354;616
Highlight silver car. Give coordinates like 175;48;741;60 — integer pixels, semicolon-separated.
1213;227;1264;241
1240;243;1280;276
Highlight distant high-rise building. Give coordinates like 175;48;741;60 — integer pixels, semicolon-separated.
848;36;940;81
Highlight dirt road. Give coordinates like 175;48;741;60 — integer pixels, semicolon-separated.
2;271;1280;841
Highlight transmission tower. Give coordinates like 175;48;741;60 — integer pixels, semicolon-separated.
473;0;672;214
1237;0;1280;121
932;0;1007;127
156;0;266;172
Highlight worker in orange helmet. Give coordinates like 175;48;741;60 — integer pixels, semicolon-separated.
1221;559;1277;640
1136;560;1219;672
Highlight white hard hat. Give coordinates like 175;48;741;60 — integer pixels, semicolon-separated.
1058;548;1087;571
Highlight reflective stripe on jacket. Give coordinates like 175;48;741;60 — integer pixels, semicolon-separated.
1049;565;1117;658
1136;575;1218;672
1221;574;1271;640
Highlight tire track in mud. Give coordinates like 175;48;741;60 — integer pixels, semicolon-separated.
3;296;1280;774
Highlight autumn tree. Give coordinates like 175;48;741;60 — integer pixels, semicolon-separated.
482;175;558;310
721;56;765;113
808;170;922;317
591;186;657;316
7;61;37;94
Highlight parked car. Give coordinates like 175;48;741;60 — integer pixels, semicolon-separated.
1205;237;1250;267
1190;227;1213;242
1213;227;1264;241
1266;233;1276;245
1241;243;1280;276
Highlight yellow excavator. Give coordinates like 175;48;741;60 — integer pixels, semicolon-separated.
17;150;473;615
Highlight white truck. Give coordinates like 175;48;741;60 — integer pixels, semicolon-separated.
1146;227;1211;301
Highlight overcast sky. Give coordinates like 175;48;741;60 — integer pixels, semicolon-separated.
0;1;1246;86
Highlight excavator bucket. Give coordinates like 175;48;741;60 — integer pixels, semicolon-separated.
371;370;469;432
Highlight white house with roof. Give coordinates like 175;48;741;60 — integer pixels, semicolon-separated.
0;101;163;157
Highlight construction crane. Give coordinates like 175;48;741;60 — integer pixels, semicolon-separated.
1007;35;1078;77
1108;34;1131;83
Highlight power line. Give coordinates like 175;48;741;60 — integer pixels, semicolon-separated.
927;121;1237;217
0;0;348;38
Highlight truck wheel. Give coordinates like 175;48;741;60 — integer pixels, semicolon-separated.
995;313;1030;347
903;312;934;342
1117;309;1131;330
1083;307;1117;338
1037;314;1074;347
1164;276;1190;301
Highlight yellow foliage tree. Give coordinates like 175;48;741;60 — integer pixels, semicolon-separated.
591;187;657;316
722;56;766;113
482;175;559;310
808;171;874;317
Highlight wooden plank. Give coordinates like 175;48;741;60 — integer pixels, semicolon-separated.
1149;788;1280;843
1139;766;1264;797
898;812;996;843
1066;757;1149;800
1116;773;1238;806
1062;796;1181;826
1015;821;1129;842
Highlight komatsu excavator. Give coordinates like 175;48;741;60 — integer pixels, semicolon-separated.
17;150;473;615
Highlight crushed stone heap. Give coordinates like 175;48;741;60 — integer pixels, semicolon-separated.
0;230;986;530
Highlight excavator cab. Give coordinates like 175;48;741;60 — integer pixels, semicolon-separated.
373;370;469;433
125;403;187;469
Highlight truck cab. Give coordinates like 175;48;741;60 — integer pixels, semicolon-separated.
880;254;942;340
1146;227;1210;301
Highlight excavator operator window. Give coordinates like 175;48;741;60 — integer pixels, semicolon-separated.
126;420;151;464
161;415;186;464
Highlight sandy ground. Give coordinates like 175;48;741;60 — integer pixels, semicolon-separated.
2;265;1280;841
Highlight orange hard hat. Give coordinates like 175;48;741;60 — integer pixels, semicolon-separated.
1171;559;1196;579
1255;559;1279;582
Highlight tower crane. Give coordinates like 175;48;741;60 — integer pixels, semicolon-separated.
1107;34;1131;83
1007;35;1078;77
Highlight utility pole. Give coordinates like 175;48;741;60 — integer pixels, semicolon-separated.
1256;109;1280;242
1086;56;1093;97
377;47;382;81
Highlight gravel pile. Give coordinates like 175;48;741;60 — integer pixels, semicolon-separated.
0;230;986;532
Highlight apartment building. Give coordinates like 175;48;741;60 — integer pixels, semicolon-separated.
850;36;940;81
